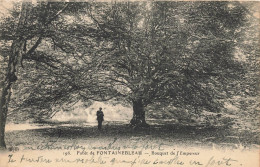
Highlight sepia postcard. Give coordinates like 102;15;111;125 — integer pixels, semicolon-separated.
0;0;259;167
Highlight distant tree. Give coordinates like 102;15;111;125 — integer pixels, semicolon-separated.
0;1;99;149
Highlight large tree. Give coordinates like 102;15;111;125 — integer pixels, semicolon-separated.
84;2;251;126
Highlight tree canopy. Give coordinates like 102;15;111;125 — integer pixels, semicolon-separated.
1;1;259;125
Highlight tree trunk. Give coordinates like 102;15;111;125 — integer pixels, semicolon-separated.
0;2;30;150
0;39;26;150
0;83;11;149
130;98;149;127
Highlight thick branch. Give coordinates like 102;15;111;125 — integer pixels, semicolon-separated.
24;37;42;57
23;52;58;69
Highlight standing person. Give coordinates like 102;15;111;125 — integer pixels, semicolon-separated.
96;107;104;130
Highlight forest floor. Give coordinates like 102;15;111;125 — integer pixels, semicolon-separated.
1;120;259;167
5;119;259;151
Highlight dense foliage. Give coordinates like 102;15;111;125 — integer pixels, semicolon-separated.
0;2;259;125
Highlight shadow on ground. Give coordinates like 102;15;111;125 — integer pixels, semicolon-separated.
5;121;259;150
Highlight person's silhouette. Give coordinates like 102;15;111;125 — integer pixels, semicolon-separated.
96;107;104;130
